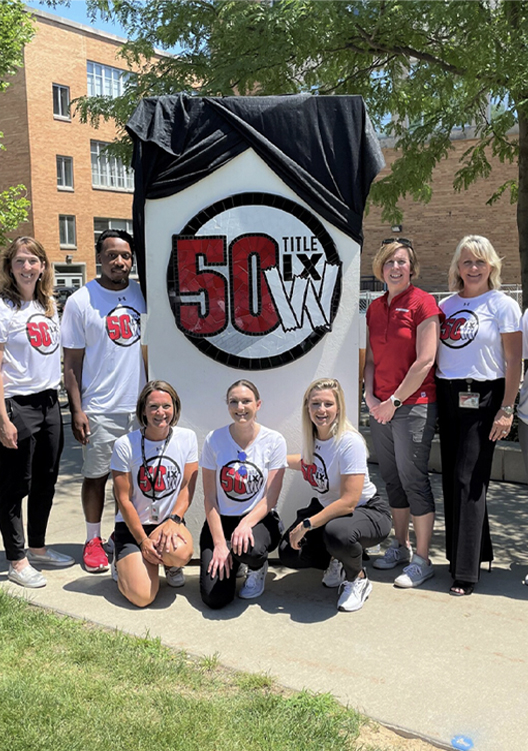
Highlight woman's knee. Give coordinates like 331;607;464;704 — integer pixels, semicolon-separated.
118;580;158;608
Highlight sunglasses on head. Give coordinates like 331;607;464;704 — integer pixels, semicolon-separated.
381;237;413;249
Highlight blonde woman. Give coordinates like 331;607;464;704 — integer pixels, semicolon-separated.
437;236;522;595
279;378;391;612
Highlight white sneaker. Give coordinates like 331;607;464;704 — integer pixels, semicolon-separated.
337;575;372;612
8;563;47;589
394;554;434;588
239;561;268;599
372;538;412;569
322;558;345;588
165;566;185;588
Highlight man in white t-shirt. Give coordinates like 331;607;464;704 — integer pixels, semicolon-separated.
62;230;146;573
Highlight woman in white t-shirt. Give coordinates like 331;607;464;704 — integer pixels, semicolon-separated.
436;236;522;596
111;380;198;607
200;380;287;609
279;378;391;612
0;237;74;589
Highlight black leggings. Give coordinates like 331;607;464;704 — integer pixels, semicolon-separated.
279;495;391;581
0;390;63;561
200;511;281;609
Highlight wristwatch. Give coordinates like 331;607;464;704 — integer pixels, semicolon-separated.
166;514;183;524
302;518;313;530
390;394;403;408
501;405;515;416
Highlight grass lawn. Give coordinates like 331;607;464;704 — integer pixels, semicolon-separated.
0;590;387;751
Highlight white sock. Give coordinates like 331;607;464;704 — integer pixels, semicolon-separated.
86;522;102;543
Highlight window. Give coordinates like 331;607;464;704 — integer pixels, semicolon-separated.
59;215;76;248
56;156;73;189
91;141;134;190
94;218;137;275
87;61;129;98
52;84;70;119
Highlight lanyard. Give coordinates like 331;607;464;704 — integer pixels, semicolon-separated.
140;428;172;502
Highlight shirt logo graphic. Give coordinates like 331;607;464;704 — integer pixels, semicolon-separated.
440;310;479;349
138;457;182;499
106;305;141;347
301;452;329;494
26;314;60;355
220;459;264;502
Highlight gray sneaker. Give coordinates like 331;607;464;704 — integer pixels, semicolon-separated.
239;561;268;599
337;575;372;612
165;566;185;588
394;554;434;588
372;538;412;569
322;558;345;588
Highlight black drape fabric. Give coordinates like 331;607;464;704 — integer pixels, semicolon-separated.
126;93;385;293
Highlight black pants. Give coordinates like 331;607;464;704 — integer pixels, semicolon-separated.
279;495;392;581
200;511;281;609
0;390;63;561
436;377;504;582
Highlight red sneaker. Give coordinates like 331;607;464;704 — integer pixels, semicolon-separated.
83;537;109;572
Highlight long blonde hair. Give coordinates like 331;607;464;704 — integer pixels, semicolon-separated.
448;235;502;292
301;378;359;463
0;237;55;316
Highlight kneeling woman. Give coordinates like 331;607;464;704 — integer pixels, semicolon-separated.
110;381;198;607
279;378;391;612
200;380;287;609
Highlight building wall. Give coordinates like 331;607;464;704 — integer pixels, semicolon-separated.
362;139;520;291
0;10;134;281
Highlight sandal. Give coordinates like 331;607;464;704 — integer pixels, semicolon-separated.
450;580;474;597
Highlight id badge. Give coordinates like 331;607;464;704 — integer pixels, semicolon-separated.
459;392;480;409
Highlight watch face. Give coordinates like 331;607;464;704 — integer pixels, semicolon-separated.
302;519;312;529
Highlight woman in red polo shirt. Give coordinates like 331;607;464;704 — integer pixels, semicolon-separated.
364;238;441;588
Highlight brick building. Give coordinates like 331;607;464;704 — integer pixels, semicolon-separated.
0;8;521;293
0;8;136;287
362;138;521;292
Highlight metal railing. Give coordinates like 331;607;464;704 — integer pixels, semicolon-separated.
360;285;522;313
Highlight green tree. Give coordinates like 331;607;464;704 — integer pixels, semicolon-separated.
0;0;34;246
80;0;528;306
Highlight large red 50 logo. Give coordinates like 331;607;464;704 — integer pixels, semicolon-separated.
26;314;60;355
167;193;342;370
106;305;141;347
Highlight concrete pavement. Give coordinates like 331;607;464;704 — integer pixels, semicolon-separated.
2;409;528;751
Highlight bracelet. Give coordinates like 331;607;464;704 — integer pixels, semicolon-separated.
138;537;148;547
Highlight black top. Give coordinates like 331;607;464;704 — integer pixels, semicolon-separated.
126;93;385;291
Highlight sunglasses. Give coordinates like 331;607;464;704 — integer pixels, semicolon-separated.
381;237;414;249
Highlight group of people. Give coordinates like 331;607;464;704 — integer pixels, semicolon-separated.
0;230;526;612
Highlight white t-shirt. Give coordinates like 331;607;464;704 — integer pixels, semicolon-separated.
517;309;528;425
436;290;521;381
0;298;61;396
200;424;287;516
300;430;376;508
111;427;198;525
61;279;146;413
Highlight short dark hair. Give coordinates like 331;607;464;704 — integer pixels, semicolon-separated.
136;380;181;428
96;229;134;256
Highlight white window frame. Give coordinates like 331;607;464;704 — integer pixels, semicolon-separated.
87;61;130;99
53;83;70;120
91;141;134;191
59;215;77;248
56;155;74;190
